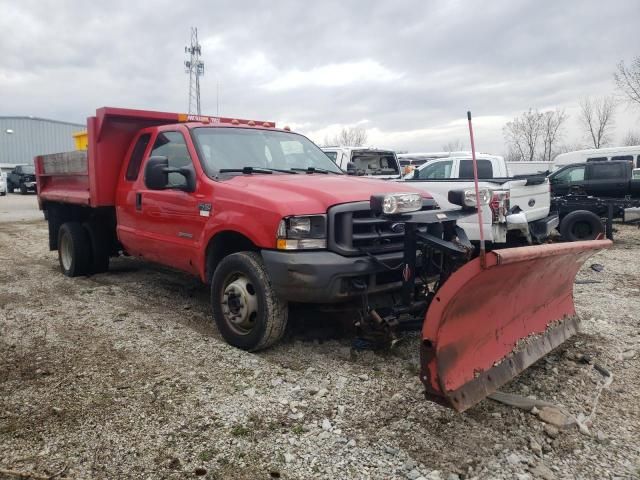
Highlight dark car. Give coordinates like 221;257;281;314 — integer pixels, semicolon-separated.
7;164;37;194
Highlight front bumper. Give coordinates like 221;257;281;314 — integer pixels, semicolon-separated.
530;214;559;241
261;249;407;303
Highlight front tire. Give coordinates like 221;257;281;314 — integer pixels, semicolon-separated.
211;252;287;351
58;222;92;277
20;184;27;195
559;210;604;241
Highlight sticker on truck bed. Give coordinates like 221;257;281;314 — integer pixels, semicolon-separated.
199;203;212;217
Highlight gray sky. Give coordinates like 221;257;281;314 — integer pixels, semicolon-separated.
1;0;638;154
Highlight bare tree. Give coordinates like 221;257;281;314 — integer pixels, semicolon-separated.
622;130;640;146
503;109;544;161
614;57;640;108
579;96;616;148
325;127;368;147
442;139;464;152
540;109;568;162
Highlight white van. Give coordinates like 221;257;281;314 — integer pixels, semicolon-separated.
554;146;640;170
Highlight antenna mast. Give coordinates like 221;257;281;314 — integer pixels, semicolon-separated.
184;27;204;115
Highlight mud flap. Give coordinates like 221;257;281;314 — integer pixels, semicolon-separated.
420;240;612;412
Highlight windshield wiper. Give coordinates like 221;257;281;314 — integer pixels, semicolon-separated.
219;166;298;175
291;167;338;174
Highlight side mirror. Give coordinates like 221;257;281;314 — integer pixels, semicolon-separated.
145;156;169;190
346;162;357;175
144;156;197;192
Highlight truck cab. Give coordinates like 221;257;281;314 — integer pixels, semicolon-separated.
322;146;402;179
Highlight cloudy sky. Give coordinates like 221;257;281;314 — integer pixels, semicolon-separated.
1;0;638;154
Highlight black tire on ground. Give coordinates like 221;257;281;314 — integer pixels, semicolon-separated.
0;191;5;196
210;251;287;351
6;181;13;193
20;184;27;195
83;221;111;274
559;210;604;241
57;222;92;277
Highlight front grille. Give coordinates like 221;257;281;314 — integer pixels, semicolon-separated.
328;199;437;256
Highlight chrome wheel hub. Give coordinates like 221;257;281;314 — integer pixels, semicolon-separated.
222;275;258;335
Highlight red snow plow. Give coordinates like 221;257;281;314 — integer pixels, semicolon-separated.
420;240;611;411
360;207;611;412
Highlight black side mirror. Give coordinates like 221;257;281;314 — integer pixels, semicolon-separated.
145;156;169;190
346;162;357;175
144;156;196;192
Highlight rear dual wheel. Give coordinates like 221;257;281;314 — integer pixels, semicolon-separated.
57;221;110;276
559;210;604;241
211;252;287;351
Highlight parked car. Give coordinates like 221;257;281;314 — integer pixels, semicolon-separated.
0;172;7;196
402;154;557;245
322;147;401;179
553;145;640;170
7;164;37;194
549;161;640;240
35;107;609;412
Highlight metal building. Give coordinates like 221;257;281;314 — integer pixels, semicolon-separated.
0;116;84;172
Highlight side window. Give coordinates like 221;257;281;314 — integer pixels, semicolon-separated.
590;163;624;180
125;134;151;181
324;151;338;163
553;166;585;183
418;160;452;179
637;155;640;169
149;131;193;187
586;157;607;162
459;159;494;179
611;155;633;162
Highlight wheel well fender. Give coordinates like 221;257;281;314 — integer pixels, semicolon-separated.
204;231;258;283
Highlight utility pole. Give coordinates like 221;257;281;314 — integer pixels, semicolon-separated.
184;27;204;115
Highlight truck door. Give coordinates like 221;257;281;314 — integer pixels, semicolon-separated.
584;162;628;197
549;164;585;196
120;128;207;274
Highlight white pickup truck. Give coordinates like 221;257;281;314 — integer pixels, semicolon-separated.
400;154;558;245
322;147;402;179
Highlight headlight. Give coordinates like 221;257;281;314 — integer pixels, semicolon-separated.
448;188;491;208
276;215;326;250
370;193;422;215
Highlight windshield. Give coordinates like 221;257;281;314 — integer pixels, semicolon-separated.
22;165;35;174
192;127;343;176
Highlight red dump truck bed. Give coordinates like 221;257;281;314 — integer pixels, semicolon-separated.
35;107;274;207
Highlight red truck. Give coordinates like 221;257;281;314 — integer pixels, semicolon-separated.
36;107;610;411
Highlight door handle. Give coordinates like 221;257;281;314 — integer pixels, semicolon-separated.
135;192;142;211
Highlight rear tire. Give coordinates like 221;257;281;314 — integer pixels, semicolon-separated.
211;252;287;351
58;222;92;277
83;221;111;274
559;210;604;241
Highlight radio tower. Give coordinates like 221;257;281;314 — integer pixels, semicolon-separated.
184;27;204;115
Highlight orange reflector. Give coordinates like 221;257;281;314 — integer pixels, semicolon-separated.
276;239;287;250
283;125;291;131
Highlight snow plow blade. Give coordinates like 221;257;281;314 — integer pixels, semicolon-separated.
420;240;612;412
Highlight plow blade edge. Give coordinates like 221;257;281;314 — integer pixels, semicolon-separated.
420;240;612;412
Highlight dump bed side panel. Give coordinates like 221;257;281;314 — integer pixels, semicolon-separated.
36;150;90;207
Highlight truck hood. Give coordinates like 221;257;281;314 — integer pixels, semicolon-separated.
223;174;432;215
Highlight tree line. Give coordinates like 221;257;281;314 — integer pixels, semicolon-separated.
504;55;640;161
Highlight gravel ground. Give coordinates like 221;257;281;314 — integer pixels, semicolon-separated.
1;207;639;479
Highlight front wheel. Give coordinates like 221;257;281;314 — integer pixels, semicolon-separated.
559;210;604;241
211;252;287;351
20;184;27;195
